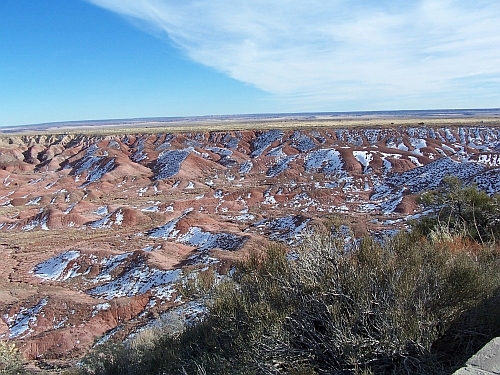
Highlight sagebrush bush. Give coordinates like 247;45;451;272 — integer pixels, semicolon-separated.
416;177;500;244
80;224;500;375
0;341;24;375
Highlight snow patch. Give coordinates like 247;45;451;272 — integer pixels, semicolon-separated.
255;215;310;244
177;227;247;252
251;130;283;157
266;155;297;177
32;250;81;281
5;298;48;339
353;151;373;172
88;209;125;229
239;160;253;174
305;148;343;174
92;303;111;317
88;260;181;300
153;149;191;180
148;210;192;239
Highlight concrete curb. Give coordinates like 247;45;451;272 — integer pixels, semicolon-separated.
453;337;500;375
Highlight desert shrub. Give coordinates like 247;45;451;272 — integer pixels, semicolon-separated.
80;227;500;375
79;342;130;375
0;341;24;375
265;231;500;374
415;177;500;244
178;267;218;299
61;368;87;375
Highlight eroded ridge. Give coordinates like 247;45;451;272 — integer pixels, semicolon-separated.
1;124;499;361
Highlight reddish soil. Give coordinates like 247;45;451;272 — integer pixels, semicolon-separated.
0;123;499;369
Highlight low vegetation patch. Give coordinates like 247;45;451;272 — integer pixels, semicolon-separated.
0;341;24;375
415;177;500;244
77;183;500;375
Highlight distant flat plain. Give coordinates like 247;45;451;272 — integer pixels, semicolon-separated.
2;109;500;136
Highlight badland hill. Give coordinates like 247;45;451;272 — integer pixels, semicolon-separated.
0;118;499;365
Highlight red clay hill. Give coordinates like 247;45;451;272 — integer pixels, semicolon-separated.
0;122;500;367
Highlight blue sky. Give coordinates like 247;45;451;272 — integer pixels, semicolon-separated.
1;0;499;127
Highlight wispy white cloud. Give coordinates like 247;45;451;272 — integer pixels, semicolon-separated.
87;0;500;110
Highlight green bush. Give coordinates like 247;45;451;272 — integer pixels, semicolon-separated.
415;177;500;244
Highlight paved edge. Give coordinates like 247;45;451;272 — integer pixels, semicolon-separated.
453;337;500;375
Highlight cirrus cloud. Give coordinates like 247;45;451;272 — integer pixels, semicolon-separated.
86;0;500;110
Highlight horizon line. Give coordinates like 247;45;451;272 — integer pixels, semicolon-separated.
3;107;500;131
